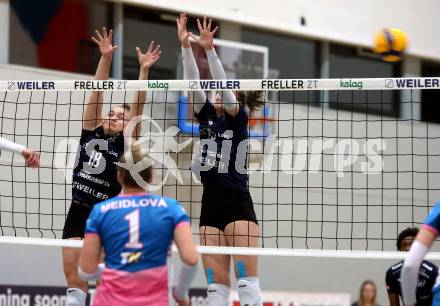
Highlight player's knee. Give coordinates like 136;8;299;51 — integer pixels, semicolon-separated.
237;277;262;306
66;288;87;306
207;283;230;306
206;267;230;287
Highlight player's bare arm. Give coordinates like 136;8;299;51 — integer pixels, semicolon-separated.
127;41;161;139
78;234;102;277
83;27;118;131
191;16;239;116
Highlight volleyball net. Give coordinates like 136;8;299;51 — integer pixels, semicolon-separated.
0;77;440;258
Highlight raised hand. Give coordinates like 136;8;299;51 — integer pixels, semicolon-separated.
192;16;218;50
22;148;40;168
136;41;161;70
176;13;192;48
91;27;118;58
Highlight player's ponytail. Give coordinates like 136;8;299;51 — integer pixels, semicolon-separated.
117;143;153;189
236;90;265;112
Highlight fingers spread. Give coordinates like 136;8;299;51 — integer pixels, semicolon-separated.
95;29;103;41
136;47;142;58
148;41;154;53
211;26;219;36
197;18;203;32
152;44;161;55
91;36;99;45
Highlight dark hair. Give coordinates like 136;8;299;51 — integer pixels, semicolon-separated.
120;103;131;111
117;143;153;188
396;227;419;250
236;91;265;112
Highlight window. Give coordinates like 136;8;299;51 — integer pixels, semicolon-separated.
9;0;112;74
123;8;180;80
329;44;400;116
242;27;320;104
421;61;440;124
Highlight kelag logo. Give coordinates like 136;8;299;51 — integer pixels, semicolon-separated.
147;81;169;90
339;79;363;89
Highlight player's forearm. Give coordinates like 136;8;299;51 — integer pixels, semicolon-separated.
84;55;112;128
0;137;25;154
78;263;104;281
182;47;206;113
174;263;198;300
205;48;237;112
401;240;429;305
95;54;112;81
129;68;148;138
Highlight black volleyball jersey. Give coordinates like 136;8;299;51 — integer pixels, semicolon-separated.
386;260;438;306
194;100;249;192
72;126;125;206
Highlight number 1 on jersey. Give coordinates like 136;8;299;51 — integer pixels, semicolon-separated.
125;209;143;249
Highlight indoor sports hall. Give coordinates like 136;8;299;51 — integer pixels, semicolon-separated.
1;0;440;306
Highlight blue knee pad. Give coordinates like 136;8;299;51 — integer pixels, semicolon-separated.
206;268;214;284
236;260;247;278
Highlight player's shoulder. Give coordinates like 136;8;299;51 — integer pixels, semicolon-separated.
163;196;184;209
158;196;187;214
421;260;438;273
91;196;117;214
427;200;440;215
387;260;403;274
82;126;103;138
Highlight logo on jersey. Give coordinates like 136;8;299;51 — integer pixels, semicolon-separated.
117;115;193;191
121;252;142;264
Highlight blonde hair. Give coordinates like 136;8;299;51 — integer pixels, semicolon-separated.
117;143;153;188
358;280;377;306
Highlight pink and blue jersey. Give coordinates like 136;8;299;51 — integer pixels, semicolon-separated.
85;193;190;306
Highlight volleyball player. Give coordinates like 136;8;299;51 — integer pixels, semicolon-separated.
0;137;39;168
177;13;264;305
386;227;437;306
62;27;161;306
78;144;198;306
401;203;440;306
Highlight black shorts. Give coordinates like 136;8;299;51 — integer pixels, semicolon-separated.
199;186;258;231
62;201;93;239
